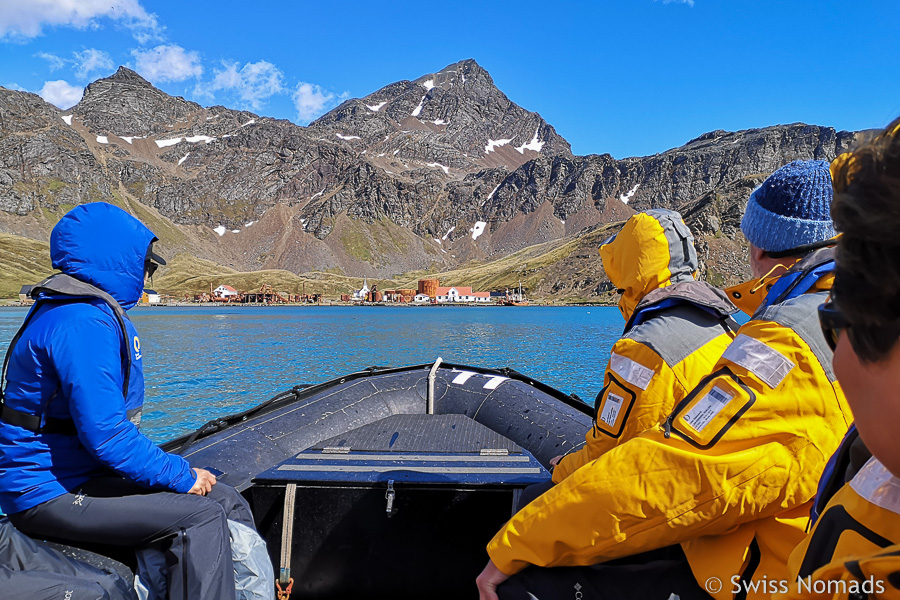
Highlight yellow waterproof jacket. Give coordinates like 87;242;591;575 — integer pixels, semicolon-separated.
776;453;900;599
487;249;853;600
554;209;738;482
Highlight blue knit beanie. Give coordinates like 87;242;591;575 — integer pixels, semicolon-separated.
740;160;835;253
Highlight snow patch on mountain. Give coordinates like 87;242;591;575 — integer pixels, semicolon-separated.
96;135;108;144
426;162;450;174
156;138;182;148
471;221;487;240
178;153;190;166
423;79;435;90
619;184;640;204
485;138;513;153
411;95;426;117
336;133;361;141
61;115;73;126
213;225;227;236
515;129;545;154
367;101;387;112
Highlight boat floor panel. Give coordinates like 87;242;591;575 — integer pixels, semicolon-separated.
310;413;522;454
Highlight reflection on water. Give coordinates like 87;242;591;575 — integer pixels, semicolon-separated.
0;306;623;442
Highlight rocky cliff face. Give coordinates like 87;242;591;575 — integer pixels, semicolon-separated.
0;60;863;290
0;88;110;216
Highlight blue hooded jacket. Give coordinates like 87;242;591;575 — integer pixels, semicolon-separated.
0;203;196;514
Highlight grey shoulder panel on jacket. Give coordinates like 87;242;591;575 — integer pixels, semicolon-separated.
625;304;730;367
752;291;835;381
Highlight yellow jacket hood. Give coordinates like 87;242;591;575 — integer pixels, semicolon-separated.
601;209;699;320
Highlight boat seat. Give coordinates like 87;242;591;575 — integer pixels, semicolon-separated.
255;413;547;490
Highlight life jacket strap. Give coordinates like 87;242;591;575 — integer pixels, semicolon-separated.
758;247;836;312
625;280;739;335
0;274;130;436
0;403;78;435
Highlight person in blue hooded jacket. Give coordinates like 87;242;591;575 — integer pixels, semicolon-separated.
0;202;272;600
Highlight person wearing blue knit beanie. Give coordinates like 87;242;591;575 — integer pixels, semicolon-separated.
741;159;836;256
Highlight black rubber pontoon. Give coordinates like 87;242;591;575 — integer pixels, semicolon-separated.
164;360;593;599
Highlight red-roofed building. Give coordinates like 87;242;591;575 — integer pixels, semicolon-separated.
213;285;238;298
435;286;492;304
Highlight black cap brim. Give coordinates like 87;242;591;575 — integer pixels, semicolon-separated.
148;249;167;265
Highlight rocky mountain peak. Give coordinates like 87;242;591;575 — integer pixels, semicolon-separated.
106;66;154;86
74;65;203;137
309;59;571;182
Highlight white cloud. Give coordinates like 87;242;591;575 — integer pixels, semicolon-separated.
292;82;348;123
197;60;284;111
73;48;113;79
38;80;83;109
655;0;695;6
36;52;66;71
0;0;160;41
131;45;202;83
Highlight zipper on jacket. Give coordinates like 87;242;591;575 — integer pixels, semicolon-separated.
664;396;692;438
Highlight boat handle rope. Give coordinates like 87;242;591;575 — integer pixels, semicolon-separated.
276;483;297;600
427;356;443;414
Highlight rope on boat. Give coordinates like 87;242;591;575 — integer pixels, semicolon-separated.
174;385;313;453
276;483;297;600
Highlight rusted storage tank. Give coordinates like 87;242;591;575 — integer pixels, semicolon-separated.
418;279;439;298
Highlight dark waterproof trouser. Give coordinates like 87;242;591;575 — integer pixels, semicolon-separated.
9;477;257;600
1;517;136;600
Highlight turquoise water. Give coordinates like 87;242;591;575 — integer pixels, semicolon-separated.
0;306;624;442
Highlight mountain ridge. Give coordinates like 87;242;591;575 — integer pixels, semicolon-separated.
0;59;865;299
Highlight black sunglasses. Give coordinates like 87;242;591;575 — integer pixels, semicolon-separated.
819;298;900;361
817;299;847;353
145;260;159;279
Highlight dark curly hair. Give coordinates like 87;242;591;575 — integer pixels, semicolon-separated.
830;116;900;360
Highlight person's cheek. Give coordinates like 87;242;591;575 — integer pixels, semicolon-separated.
832;332;861;408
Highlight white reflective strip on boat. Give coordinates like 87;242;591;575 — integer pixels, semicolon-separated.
483;376;508;390
296;453;530;462
451;370;478;384
277;464;543;474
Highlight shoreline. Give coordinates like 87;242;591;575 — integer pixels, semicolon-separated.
0;301;615;309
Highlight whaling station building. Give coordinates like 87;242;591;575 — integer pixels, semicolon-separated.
346;279;493;304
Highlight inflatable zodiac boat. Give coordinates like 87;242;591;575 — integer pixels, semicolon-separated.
37;360;595;599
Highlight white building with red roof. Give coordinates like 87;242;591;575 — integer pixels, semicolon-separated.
213;285;239;298
435;286;492;304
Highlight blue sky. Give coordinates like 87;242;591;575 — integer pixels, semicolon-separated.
2;0;898;158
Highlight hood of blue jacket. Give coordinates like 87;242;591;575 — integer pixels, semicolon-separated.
50;203;156;310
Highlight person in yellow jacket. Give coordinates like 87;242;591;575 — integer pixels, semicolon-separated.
775;118;900;600
549;208;738;485
476;160;854;600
